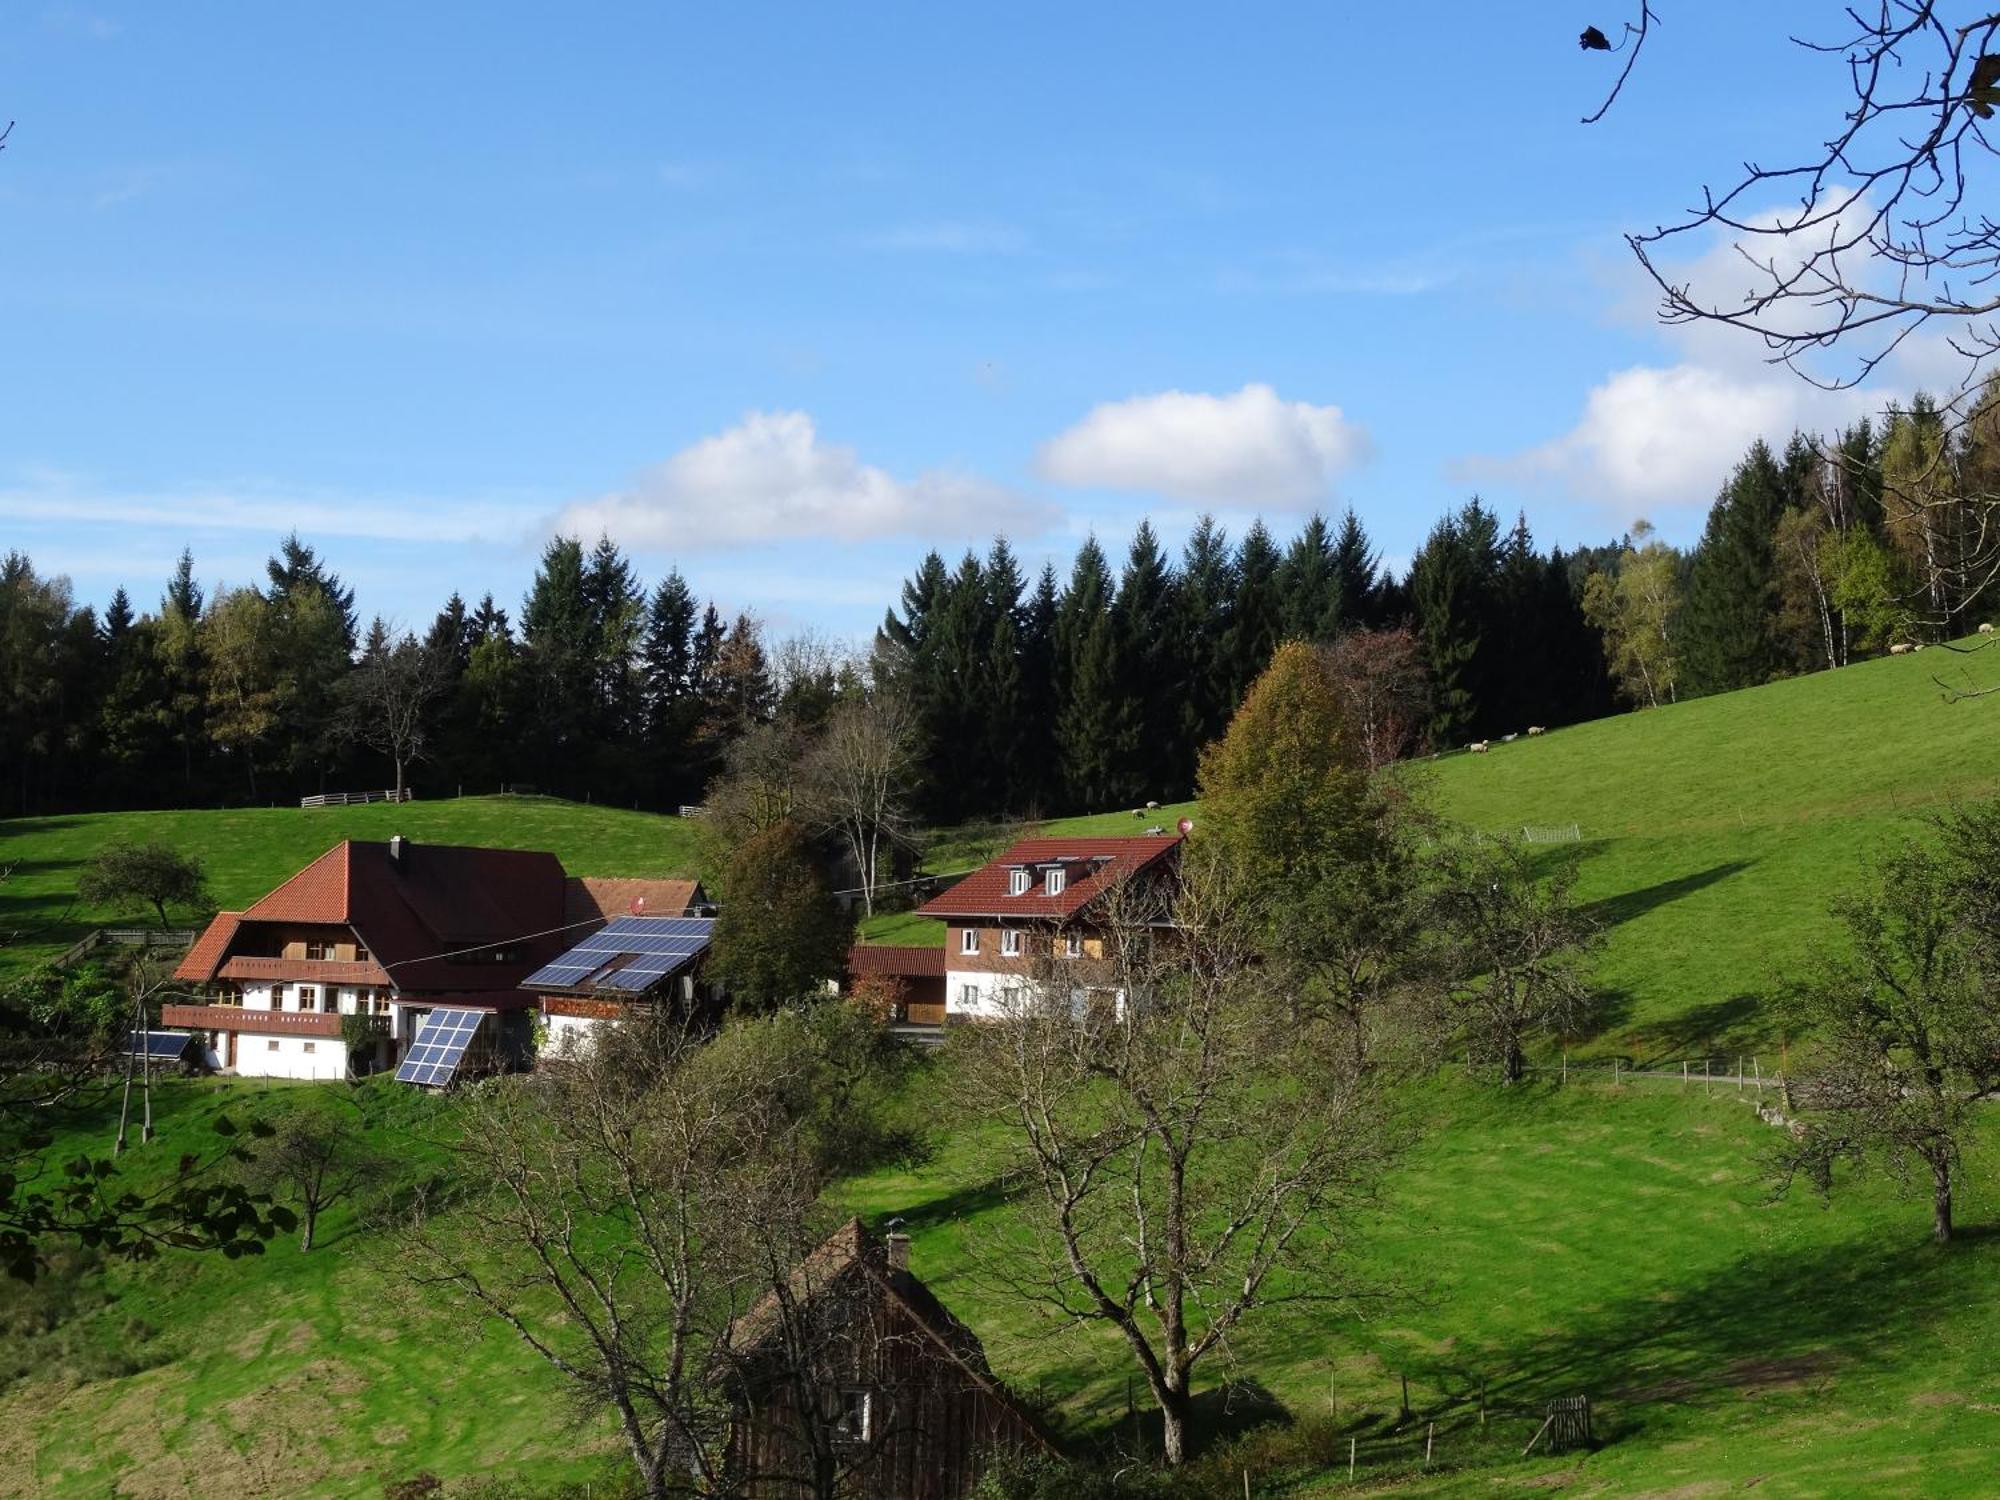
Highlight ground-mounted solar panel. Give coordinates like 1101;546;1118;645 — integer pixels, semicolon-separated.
522;916;715;995
127;1030;194;1060
394;1007;486;1087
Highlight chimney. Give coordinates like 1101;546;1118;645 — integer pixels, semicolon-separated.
388;834;407;868
884;1231;911;1273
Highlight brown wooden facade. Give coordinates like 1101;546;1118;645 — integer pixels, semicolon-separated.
729;1221;1054;1498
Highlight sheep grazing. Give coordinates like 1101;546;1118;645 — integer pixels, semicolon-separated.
1145;799;1160;810
1890;643;1915;656
1527;725;1547;736
1469;740;1491;754
1982;623;1996;636
1501;733;1519;743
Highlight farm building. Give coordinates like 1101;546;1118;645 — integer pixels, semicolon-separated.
914;834;1183;1022
168;836;569;1081
726;1218;1055;1498
521;911;719;1057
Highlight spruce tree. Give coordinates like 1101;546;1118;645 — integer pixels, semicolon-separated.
1224;521;1283;708
1054;538;1119;811
1173;516;1238;780
1330;509;1382;626
1113;521;1175;801
1680;440;1787;696
1276;513;1342;641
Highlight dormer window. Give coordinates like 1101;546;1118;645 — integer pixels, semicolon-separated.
1008;869;1031;897
1045;868;1066;897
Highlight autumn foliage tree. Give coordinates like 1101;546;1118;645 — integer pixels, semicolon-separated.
710;821;851;1008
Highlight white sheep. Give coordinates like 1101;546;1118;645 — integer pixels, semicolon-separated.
1469;740;1491;754
1890;643;1915;655
1982;622;1996;636
1527;725;1547;736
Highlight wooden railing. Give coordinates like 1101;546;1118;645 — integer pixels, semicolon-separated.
300;789;414;808
160;1003;342;1038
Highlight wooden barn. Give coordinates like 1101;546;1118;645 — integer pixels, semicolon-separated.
726;1218;1056;1497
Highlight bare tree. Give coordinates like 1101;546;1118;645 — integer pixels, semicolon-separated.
1421;835;1602;1084
341;631;450;797
1776;826;2000;1242
241;1100;384;1252
950;858;1398;1467
1320;627;1431;770
804;692;919;917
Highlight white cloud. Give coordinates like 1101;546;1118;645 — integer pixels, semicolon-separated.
855;221;1027;255
554;410;1052;549
0;475;540;545
1037;384;1368;506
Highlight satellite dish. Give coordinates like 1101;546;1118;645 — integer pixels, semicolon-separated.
1176;816;1194;836
630;895;647;916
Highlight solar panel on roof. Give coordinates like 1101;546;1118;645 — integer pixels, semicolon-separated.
521;916;714;994
394;1007;486;1087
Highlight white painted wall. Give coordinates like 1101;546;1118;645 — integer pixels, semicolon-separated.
228;1032;350;1082
542;1011;606;1057
943;969;1122;1021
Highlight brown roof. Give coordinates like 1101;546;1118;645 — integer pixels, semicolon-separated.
173;911;243;983
564;876;707;925
846;944;946;979
918;836;1183;921
176;839;570;998
728;1218;1058;1452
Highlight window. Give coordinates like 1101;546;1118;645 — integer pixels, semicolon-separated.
959;983;978;1009
833;1387;874;1443
1063;936;1084;959
1008;869;1030;896
302;1042;316;1054
266;1039;280;1052
298;986;320;1012
304;940;331;961
1045;868;1066;897
1000;929;1022;957
960;928;979;956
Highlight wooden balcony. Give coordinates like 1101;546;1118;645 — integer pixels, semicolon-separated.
160;1003;342;1038
542;996;628;1021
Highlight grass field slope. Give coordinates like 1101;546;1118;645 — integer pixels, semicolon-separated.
1423;638;2000;1057
0;794;702;975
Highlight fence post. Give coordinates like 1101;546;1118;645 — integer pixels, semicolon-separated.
1349;1437;1357;1481
1682;1060;1689;1090
1754;1055;1763;1097
1704;1058;1711;1096
1425;1421;1434;1466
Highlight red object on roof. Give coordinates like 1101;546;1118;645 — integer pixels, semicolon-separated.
845;944;947;979
174;911;243;983
917;835;1184;921
174;839;569;998
563;876;707;927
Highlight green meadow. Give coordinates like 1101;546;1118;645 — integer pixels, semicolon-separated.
4;642;2000;1494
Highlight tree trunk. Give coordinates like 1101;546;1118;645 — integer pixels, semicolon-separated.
300;1205;316;1252
1502;1038;1526;1085
1158;1374;1191;1467
394;755;407;800
1933;1161;1954;1245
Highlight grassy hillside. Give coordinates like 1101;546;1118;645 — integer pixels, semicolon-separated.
21;1069;1995;1497
0;795;701;974
1424;640;2000;1057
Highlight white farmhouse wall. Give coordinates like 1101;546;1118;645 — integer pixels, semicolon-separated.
230;1033;350;1082
542;1011;606;1057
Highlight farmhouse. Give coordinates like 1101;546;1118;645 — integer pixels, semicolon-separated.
727;1218;1055;1498
915;834;1183;1022
167;836;571;1080
522;910;718;1056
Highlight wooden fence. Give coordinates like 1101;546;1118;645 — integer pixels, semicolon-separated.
300;789;414;808
59;927;197;967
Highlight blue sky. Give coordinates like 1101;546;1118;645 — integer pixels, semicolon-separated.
0;2;1932;640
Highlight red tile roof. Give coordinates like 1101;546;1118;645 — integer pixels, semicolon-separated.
176;840;570;999
918;835;1183;921
845;944;946;979
173;911;242;983
564;876;707;925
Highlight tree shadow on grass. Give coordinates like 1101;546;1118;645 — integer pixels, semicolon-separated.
1579;861;1756;934
866;1172;1020;1234
1394;1228;1998;1448
1627;993;1771;1065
